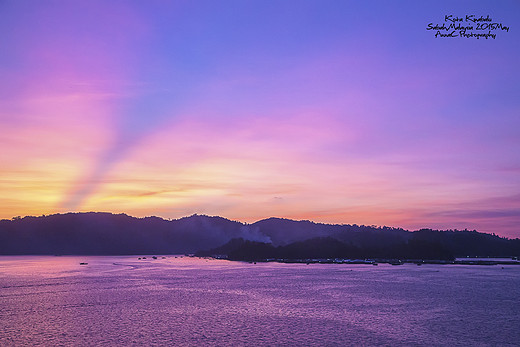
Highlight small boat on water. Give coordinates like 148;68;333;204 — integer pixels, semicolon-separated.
79;262;88;265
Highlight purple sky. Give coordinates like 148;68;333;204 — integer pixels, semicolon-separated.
1;1;519;237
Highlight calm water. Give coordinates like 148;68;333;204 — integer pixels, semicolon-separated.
0;256;519;346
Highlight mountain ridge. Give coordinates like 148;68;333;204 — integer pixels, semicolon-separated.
1;212;518;256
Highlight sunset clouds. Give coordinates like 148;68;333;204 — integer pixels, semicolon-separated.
1;1;519;237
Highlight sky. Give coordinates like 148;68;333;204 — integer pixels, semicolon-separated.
1;0;519;238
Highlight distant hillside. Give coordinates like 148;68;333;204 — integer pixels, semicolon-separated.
0;212;518;256
251;217;410;248
196;237;456;261
0;213;257;255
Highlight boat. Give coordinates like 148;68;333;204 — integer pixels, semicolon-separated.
389;260;403;266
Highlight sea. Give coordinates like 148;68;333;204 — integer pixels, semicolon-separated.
0;256;519;346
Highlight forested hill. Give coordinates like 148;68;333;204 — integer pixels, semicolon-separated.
0;212;518;257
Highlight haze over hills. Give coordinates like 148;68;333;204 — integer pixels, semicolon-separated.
0;212;519;257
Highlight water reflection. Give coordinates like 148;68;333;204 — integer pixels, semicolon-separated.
0;256;519;346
